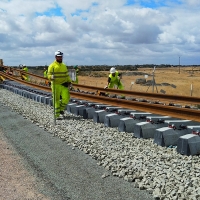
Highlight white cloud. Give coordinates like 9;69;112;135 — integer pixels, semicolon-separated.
183;0;200;7
0;0;200;66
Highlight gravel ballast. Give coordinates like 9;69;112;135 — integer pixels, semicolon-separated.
0;89;152;200
0;88;200;199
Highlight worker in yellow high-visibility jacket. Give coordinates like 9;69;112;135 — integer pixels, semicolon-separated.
43;68;48;78
104;67;124;98
21;64;29;81
47;50;72;120
105;67;124;90
43;67;50;86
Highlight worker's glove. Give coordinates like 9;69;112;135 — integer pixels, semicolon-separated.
104;86;108;89
51;75;55;80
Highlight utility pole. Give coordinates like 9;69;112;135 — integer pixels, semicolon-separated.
178;56;180;74
152;66;156;93
146;66;158;93
152;68;155;93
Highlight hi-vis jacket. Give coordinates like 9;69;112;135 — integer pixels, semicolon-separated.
108;71;121;85
47;60;72;84
43;70;48;78
23;66;28;72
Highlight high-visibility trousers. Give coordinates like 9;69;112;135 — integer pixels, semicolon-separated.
51;84;70;117
108;81;124;97
108;81;124;90
21;74;29;81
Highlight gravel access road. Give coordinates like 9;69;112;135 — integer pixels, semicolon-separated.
0;102;152;200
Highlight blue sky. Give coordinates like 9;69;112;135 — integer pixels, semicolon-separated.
0;0;200;66
125;0;182;8
36;7;64;17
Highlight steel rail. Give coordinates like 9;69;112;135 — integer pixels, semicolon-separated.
2;66;200;105
0;71;200;122
72;84;200;105
2;65;47;80
0;72;50;92
71;92;200;123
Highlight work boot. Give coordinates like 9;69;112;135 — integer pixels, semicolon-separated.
55;114;63;120
56;116;63;120
60;110;64;115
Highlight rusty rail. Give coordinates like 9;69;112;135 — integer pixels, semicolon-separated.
1;66;200;105
2;65;47;80
0;71;200;122
0;72;50;92
72;84;200;105
71;92;200;122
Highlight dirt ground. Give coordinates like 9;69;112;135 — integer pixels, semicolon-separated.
0;129;49;200
78;67;200;97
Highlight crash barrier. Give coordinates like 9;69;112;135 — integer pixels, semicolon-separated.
1;81;200;156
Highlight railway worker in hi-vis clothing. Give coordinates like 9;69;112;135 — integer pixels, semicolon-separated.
22;64;29;81
48;50;72;120
105;67;124;90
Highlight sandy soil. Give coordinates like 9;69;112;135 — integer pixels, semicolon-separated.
30;66;200;97
0;129;49;200
78;67;200;97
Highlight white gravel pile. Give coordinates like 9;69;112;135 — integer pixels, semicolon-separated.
1;89;200;200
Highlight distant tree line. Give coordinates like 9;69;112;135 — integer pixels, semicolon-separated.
11;64;200;71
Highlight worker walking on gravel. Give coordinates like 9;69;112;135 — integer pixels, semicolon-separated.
105;67;124;90
48;50;72;120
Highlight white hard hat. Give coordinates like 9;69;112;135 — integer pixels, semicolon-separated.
55;50;63;56
23;64;26;67
110;67;116;73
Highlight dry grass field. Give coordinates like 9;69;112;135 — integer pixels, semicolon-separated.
78;67;200;97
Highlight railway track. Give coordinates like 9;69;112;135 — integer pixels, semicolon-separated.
1;66;200;199
0;70;200;123
1;78;200;147
1;69;200;156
